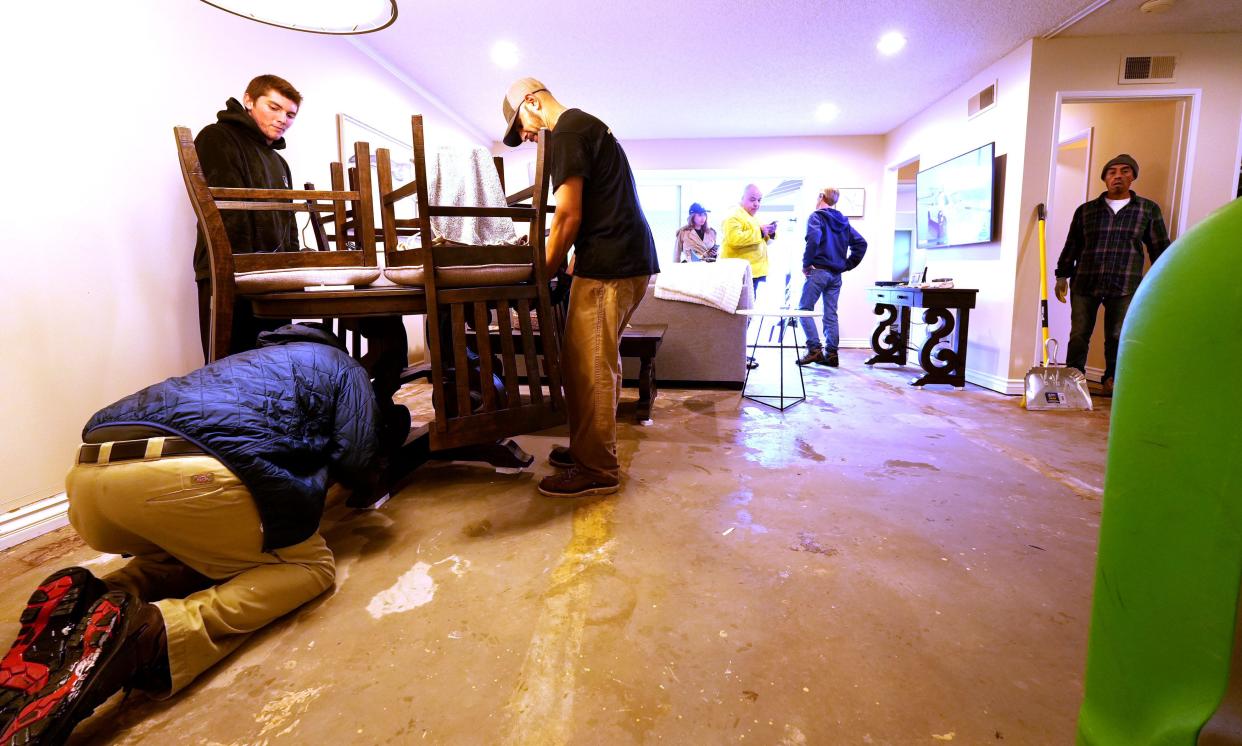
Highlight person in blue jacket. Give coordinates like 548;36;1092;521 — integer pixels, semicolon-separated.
0;324;387;744
796;188;868;367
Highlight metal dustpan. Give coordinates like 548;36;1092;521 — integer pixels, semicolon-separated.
1025;339;1092;411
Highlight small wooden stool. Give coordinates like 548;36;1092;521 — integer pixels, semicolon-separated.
620;323;666;424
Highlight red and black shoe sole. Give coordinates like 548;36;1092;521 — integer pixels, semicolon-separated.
0;568;107;732
0;592;130;746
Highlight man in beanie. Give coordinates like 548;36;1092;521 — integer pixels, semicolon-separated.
1055;153;1170;395
500;78;660;497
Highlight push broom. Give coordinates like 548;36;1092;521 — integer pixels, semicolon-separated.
1023;203;1092;410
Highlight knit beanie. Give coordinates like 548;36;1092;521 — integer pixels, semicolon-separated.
1100;153;1139;181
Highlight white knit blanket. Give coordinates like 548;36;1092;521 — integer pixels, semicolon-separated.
654;258;753;313
399;145;519;248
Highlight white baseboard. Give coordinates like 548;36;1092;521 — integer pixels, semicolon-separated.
1086;365;1105;382
0;493;69;552
965;369;1025;396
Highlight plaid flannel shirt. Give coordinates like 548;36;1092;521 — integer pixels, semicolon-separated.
1055;191;1170;298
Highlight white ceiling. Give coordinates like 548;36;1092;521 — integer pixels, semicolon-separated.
358;0;1238;142
1062;0;1242;36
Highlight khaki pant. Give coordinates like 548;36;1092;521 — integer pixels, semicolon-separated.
65;448;334;694
562;275;650;481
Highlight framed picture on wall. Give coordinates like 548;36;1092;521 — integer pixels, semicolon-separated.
336;113;416;224
836;188;865;218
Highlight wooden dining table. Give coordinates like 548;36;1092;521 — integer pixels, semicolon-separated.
246;284;537;491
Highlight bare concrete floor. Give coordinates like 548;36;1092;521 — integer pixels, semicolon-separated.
0;348;1111;744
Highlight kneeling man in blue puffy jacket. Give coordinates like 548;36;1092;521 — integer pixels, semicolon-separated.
0;323;382;743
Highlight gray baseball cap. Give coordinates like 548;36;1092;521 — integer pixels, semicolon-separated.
501;77;547;147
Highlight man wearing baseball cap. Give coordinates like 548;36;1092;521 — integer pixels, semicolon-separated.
500;78;660;497
1055;153;1171;396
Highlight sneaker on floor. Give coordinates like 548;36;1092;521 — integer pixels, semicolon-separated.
0;591;167;745
547;445;574;469
745;357;759;370
0;567;108;734
817;351;840;368
538;467;620;498
796;347;824;366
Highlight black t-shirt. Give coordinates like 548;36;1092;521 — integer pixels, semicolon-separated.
549;109;660;280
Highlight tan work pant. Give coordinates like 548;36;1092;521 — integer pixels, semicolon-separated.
65;449;334;694
562;275;650;481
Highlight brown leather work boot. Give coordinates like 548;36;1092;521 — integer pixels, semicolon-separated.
1;591;168;744
538;467;619;498
796;346;824;366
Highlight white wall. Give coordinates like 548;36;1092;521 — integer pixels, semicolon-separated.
881;41;1036;394
500;134;888;347
0;3;486;514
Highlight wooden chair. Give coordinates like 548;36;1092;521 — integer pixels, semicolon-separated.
174;126;382;361
374;115;565;451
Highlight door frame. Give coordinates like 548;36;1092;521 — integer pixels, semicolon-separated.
1045;127;1093;361
1045;88;1200;242
1042;90;1199;370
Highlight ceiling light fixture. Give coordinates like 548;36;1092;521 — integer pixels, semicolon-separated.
490;41;521;69
877;31;907;56
199;0;397;35
1139;0;1174;13
815;103;841;123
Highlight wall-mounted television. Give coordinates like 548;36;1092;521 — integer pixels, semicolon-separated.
916;142;996;248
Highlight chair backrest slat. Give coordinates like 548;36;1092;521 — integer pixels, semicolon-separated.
494;300;522;405
450;302;471;422
473;301;498;412
330;163;349;253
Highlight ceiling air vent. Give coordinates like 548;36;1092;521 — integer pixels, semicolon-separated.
968;82;996;119
1119;54;1177;84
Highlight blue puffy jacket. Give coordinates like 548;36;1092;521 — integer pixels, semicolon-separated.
83;324;379;550
803;207;867;273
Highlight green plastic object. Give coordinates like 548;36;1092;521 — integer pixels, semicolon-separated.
1078;198;1242;745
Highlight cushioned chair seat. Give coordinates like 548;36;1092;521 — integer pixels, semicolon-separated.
384;264;533;289
235;266;381;294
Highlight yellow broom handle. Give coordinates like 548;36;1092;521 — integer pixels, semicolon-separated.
1037;203;1050;365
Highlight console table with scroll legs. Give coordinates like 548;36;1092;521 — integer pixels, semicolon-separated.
864;287;978;389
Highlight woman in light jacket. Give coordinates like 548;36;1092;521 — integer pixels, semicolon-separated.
673;202;719;263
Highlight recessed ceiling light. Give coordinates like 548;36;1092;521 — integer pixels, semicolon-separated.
877;31;907;56
815;103;841;123
491;40;520;69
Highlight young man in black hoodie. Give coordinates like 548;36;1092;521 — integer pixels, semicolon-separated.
193;74;303;361
796;188;868;367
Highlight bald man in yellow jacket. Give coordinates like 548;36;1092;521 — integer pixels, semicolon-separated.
720;183;776;296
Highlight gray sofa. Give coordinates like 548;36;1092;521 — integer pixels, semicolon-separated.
622;280;747;387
